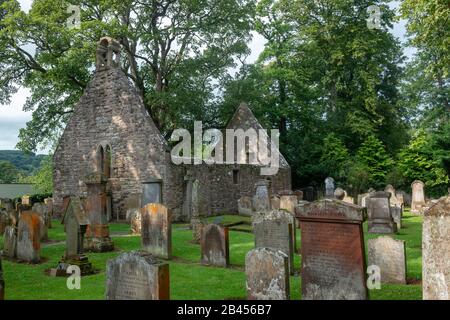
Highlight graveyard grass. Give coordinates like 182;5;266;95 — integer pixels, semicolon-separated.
0;211;422;300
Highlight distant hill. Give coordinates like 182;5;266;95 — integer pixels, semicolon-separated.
0;150;46;175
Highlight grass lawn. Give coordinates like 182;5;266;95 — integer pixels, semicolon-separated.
0;210;422;300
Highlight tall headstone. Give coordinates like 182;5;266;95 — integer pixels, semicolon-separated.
32;203;49;241
2;226;17;258
252;180;271;213
422;196;450;300
390;206;402;230
245;248;290;300
106;251;170;300
200;224;229;267
253;210;294;274
324;177;335;198
141;203;172;259
52;197;93;275
295;199;367;300
411;180;426;214
0;256;4;300
17;211;41;263
83;173;114;252
368;192;397;234
368;236;406;284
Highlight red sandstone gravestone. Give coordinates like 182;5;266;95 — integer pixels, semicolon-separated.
295;199;368;300
17;211;41;263
141;203;172;259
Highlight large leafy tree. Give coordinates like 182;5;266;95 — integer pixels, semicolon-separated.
0;160;21;183
0;0;256;152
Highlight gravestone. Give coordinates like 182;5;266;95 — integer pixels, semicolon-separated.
44;197;54;226
422;196;450;300
395;193;405;208
324;177;335;198
53;197;93;275
385;185;402;210
411;180;426;214
21;195;31;207
245;248;290;300
17;211;41;263
295;199;367;300
368;236;406;284
252;180;271;213
200;224;229;267
294;190;304;201
368;192;397;234
270;196;280;210
32;203;49;241
279;194;297;214
106;251;170;300
238;196;253;216
141;203;172;259
129;209;142;235
0;256;4;300
2;226;17;258
358;193;369;207
334;188;345;200
390;206;402;230
83;173;114;252
0;209;11;235
253;210;294;274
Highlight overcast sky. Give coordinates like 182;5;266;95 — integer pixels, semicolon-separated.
0;0;412;154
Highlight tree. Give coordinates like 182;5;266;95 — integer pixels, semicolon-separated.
320;133;350;181
398;129;448;196
0;0;256;152
356;135;393;188
27;156;53;194
0;160;21;183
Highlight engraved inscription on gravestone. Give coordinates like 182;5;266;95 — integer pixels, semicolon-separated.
105;251;169;300
295;199;367;300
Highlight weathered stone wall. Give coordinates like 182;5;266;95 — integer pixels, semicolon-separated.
183;164;291;216
53;66;184;221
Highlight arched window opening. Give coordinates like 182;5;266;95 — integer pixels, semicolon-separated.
97;146;104;173
104;145;112;178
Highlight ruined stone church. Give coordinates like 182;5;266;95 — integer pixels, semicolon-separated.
53;37;291;221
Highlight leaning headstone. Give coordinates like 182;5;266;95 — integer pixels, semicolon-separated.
141;203;172;260
200;224;229;267
253;210;294;274
83;173;114;252
411;181;426;214
238;196;253;216
245;248;290;300
295;199;367;300
368;192;397;234
324;177;335;198
17;211;41;263
422;196;450;300
0;256;4;300
252;180;271;213
2;226;17;258
105;251;170;300
368;236;406;284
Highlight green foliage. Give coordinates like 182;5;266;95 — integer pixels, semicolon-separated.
0;150;45;174
26;156;53;194
0;160;20;183
346;160;371;194
356;135;393;188
320;133;350;180
398;129;449;196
